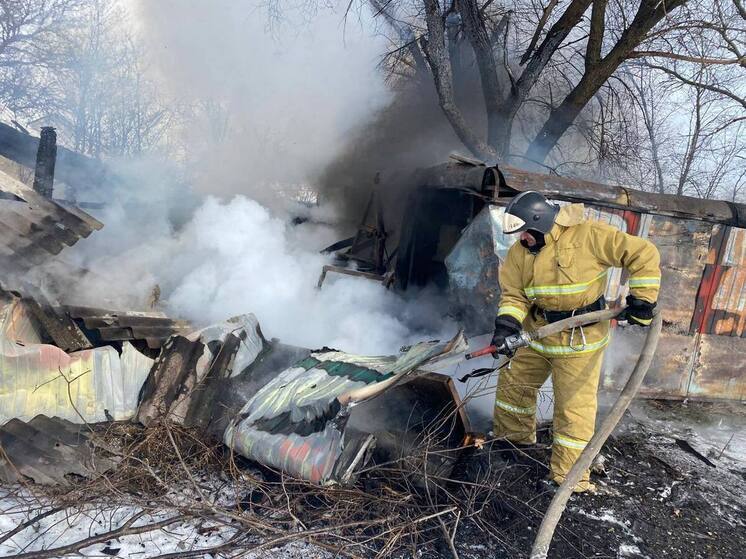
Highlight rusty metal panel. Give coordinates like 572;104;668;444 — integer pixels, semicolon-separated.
689;334;746;400
709;267;746;336
691;226;746;337
603;329;696;398
647;217;712;333
707;228;746;337
601;219;745;401
500;165;741;224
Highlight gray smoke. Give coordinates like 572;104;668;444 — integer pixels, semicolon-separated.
35;0;459;356
133;0;392;208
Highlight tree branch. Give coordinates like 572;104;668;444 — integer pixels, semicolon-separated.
524;0;690;163
520;0;560;65
514;0;594;105
586;0;608;69
369;0;429;78
628;50;745;65
421;0;496;159
732;0;746;20
3;512;184;559
644;62;746;110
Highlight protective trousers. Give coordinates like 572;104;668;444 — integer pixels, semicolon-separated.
493;346;604;492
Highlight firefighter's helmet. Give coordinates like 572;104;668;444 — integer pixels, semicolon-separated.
502;191;559;234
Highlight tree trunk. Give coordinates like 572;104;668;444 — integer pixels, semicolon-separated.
421;0;497;160
525;0;688;164
460;0;509;157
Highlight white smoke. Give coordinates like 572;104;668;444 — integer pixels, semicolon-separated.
161;194;455;353
37;1;458;356
131;0;391;206
52;160;454;355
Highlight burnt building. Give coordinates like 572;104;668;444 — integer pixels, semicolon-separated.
327;156;746;402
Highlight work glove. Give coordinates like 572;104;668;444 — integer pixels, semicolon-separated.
618;294;656;327
491;315;522;357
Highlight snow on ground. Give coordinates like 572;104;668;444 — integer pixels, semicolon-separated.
573;508;642;543
0;487;331;558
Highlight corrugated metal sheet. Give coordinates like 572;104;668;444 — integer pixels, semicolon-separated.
0;169;102;271
691;225;746;339
136;314;265;426
0;299;154;424
706;227;746;337
224;334;468;485
65;305;193;349
0;415;116;484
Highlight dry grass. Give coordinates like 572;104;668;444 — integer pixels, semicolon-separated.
0;415;554;558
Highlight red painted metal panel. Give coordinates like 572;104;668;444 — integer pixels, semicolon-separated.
690;225;729;334
693;227;746;337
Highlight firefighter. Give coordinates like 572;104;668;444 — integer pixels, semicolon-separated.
492;191;660;492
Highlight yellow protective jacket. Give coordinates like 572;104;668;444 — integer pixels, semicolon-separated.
497;203;661;357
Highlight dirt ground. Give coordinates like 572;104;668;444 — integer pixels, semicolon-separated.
0;400;742;559
446;399;746;559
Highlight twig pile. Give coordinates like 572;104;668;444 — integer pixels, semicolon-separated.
0;384;558;558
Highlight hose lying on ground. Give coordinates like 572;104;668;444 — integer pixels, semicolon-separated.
529;309;663;559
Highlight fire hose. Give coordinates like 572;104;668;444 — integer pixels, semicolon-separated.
465;307;631;360
529;308;662;559
459;306;662;558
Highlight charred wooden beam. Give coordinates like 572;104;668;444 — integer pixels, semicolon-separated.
32;127;57;198
0;122;107;191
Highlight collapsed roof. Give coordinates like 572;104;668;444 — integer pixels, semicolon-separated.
0;169;102;271
328;157;746;403
0;291;470;486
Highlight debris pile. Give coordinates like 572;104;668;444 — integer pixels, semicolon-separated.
0;158;744;558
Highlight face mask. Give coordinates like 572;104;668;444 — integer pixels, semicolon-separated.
520;230;546;254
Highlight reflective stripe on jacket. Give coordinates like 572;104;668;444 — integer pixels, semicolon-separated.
496;203;661;357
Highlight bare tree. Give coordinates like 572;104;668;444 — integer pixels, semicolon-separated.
49;0;170;157
0;0;170;159
0;0;82;115
367;0;744;168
